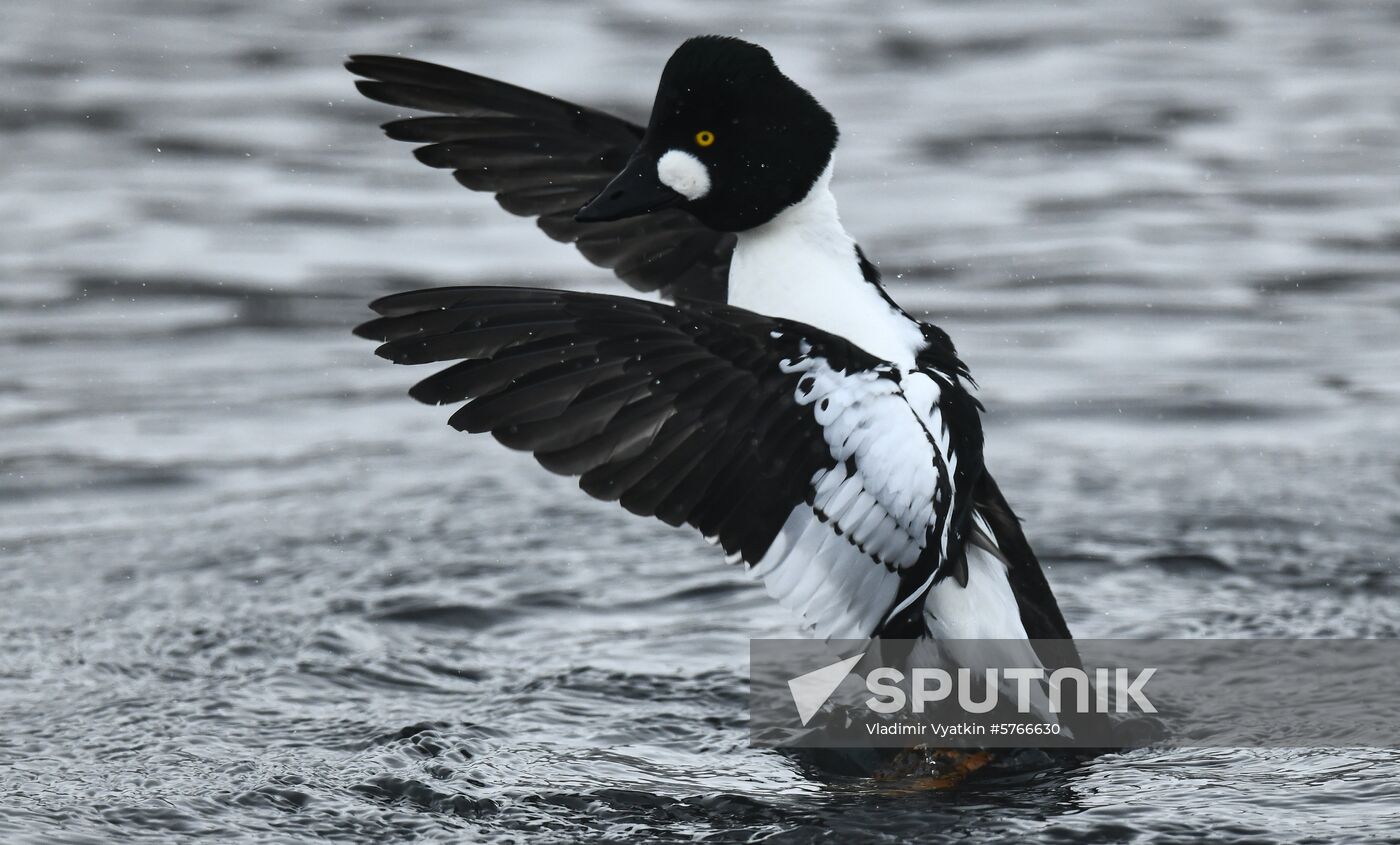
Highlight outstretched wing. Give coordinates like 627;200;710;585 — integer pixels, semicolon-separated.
346;55;734;302
356;287;984;639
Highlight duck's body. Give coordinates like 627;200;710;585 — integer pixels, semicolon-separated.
723;159;1038;645
347;37;1078;679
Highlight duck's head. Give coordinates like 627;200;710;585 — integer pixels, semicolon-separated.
575;36;838;233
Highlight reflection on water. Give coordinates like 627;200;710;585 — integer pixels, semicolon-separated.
2;0;1398;841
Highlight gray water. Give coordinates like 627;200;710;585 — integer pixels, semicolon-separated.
3;0;1400;841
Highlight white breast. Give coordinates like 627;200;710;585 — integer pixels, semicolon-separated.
726;164;926;369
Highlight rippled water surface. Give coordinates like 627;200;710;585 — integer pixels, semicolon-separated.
3;0;1400;841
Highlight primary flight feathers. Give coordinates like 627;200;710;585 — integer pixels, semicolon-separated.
347;55;734;302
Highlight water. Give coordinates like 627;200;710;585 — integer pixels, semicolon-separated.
3;0;1399;841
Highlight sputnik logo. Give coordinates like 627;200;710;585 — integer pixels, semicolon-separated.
787;651;866;726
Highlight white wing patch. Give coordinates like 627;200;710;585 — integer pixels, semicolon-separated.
746;348;958;639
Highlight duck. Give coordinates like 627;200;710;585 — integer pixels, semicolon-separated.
345;37;1089;758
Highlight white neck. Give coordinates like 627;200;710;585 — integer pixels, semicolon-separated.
726;163;925;369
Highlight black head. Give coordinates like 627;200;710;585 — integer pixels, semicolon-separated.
575;36;839;232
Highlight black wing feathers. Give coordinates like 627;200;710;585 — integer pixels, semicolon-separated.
355;287;874;558
346;55;734;302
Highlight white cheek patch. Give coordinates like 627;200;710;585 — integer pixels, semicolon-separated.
657;149;711;201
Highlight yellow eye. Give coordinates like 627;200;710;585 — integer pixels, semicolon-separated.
695;130;716;147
